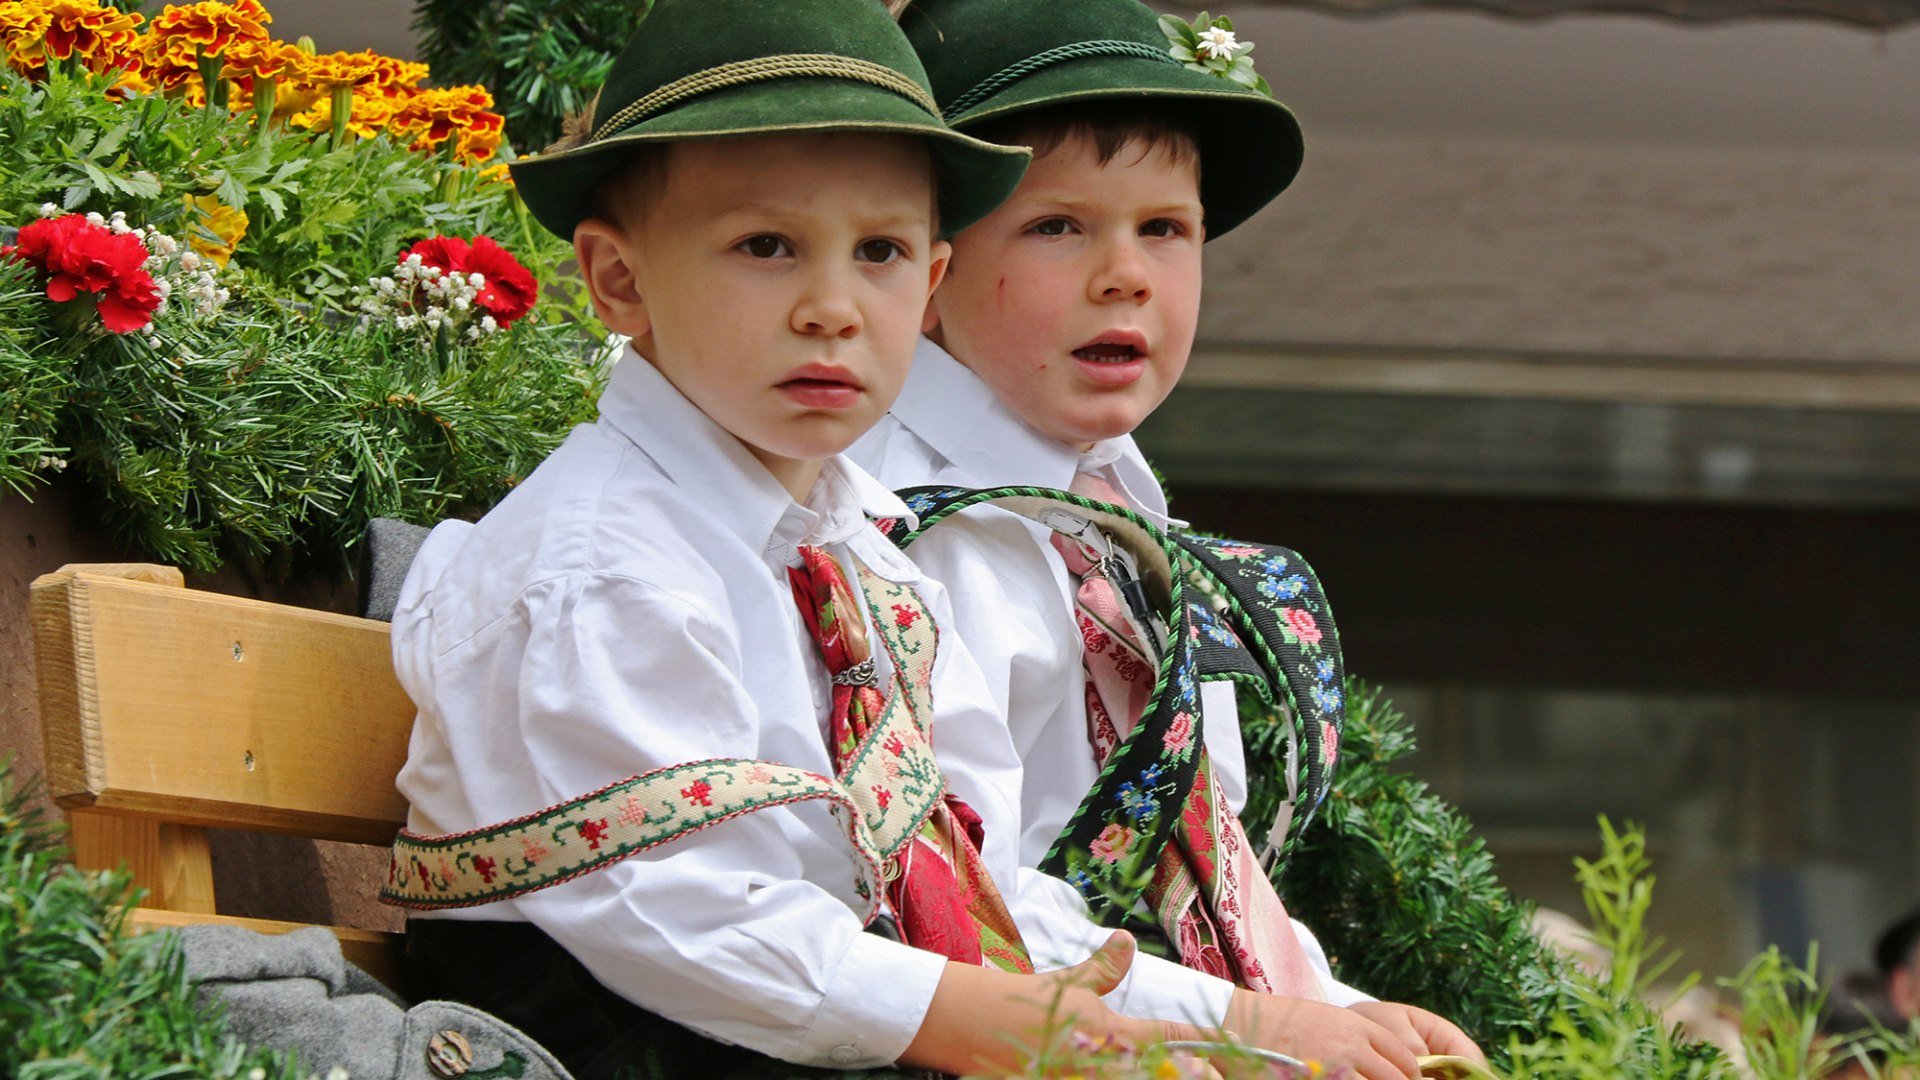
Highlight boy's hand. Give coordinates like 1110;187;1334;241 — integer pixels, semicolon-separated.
1225;990;1421;1080
1347;1001;1487;1066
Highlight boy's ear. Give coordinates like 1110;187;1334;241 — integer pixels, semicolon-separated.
573;218;651;339
921;239;951;334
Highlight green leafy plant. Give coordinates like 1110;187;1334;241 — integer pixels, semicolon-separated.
1;56;605;576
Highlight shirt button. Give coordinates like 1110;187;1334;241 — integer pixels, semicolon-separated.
829;1044;861;1065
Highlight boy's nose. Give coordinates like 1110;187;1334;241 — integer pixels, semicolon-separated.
1090;239;1152;304
791;268;863;339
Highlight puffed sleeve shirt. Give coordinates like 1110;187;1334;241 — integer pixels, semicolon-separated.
849;336;1370;1009
393;348;1089;1068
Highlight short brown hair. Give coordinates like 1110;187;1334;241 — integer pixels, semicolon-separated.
966;101;1199;176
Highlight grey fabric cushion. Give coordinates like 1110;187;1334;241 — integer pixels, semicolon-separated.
178;924;573;1080
362;518;433;623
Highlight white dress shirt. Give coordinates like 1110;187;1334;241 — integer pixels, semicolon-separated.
391;348;1241;1070
849;336;1369;1007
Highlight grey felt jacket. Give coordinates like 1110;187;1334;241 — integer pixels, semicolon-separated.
176;925;573;1080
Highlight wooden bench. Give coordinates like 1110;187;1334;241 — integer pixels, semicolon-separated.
31;562;414;990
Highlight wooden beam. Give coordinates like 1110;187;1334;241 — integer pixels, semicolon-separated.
68;811;216;915
1184;345;1920;413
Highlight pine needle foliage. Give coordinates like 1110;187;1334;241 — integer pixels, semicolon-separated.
412;0;653;151
1251;681;1575;1057
0;759;298;1080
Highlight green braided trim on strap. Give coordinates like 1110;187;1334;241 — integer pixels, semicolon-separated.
384;561;949;912
943;40;1183;118
593;54;941;143
891;485;1202;924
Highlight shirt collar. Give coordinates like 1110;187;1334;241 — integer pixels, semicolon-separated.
890;337;1181;528
595;345;916;568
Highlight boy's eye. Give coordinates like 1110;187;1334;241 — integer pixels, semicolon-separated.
739;235;790;259
856;238;905;264
1029;217;1074;237
1140;218;1188;239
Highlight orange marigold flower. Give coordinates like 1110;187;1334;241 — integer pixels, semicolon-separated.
389;84;503;156
133;26;203;89
456;122;504;166
218;36;303;85
365;53;427;98
37;0;142;65
148;0;268;58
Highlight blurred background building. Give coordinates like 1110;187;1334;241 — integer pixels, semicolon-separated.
270;0;1920;982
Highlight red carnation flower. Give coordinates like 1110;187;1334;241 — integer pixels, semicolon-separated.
4;214;161;334
400;234;536;328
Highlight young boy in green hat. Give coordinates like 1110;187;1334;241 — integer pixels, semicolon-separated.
378;0;1234;1076
851;0;1487;1074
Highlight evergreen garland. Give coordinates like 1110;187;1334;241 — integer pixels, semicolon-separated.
0;761;298;1080
1253;681;1575;1056
412;0;653;152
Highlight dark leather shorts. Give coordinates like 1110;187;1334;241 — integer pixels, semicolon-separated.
404;919;933;1080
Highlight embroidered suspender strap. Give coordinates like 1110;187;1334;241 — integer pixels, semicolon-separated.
856;559;1033;974
383;758;885;912
383;558;951;915
889;486;1204;926
1173;534;1345;870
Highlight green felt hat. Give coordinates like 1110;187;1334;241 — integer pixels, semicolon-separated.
902;0;1304;237
508;0;1030;241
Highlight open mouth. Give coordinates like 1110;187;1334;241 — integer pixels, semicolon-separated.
1072;331;1148;364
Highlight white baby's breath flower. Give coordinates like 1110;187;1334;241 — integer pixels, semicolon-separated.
467;272;484;288
326;1066;351;1080
1196;25;1238;59
479;314;499;335
249;1069;268;1080
38;202;60;218
85;211;107;227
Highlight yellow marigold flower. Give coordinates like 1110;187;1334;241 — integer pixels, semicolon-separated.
289;83;398;140
183;193;249;269
149;0;269;58
2;0;55;71
478;162;514;185
300;46;382;87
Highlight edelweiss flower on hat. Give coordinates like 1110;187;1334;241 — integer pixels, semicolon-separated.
1160;11;1269;95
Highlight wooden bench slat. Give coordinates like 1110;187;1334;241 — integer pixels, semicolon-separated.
33;567;415;846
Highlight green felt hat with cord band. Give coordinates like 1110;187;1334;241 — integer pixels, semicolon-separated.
901;0;1304;237
507;0;1031;241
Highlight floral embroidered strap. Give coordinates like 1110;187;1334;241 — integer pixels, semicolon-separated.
382;559;949;917
886;486;1344;907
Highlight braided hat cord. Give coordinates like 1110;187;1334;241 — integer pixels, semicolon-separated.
593;53;941;143
942;39;1180;118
